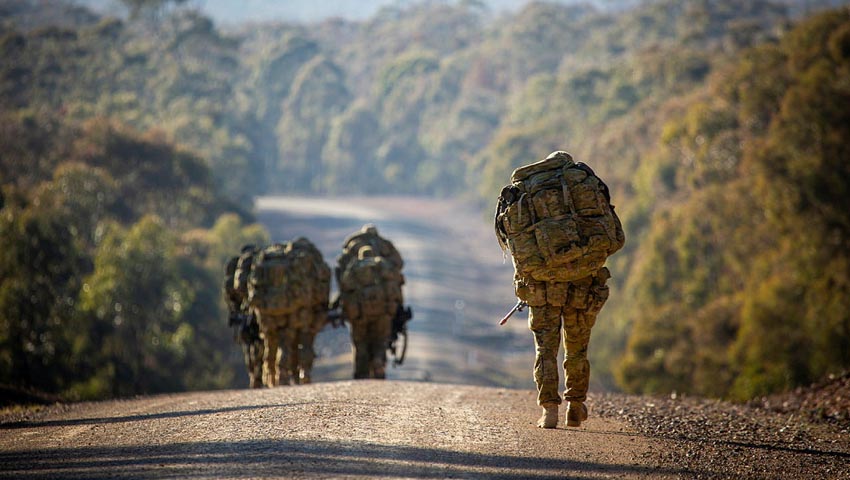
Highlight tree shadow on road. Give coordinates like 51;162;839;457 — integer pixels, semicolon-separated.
0;404;301;430
0;437;688;479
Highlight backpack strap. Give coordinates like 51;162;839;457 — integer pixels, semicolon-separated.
560;175;577;216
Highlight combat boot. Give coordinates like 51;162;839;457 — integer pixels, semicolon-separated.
565;401;588;427
537;403;559;429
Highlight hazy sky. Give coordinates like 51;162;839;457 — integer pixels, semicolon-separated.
76;0;607;25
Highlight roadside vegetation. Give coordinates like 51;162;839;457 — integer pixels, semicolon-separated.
1;0;848;405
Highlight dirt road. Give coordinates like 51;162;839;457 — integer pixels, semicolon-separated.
254;196;530;386
3;381;848;479
2;196;848;479
0;383;673;479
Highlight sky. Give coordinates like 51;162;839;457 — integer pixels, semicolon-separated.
75;0;630;25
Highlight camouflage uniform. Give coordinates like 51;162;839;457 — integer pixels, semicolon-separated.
253;239;330;387
337;224;403;285
224;248;264;389
340;246;402;379
525;269;610;409
495;151;624;428
238;311;264;389
259;310;312;387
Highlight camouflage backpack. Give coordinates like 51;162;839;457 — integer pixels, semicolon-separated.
495;151;624;287
249;243;303;316
337;225;403;280
224;255;239;299
289;238;331;309
233;249;256;299
340;247;402;319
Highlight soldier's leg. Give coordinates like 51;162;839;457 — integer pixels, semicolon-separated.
562;272;609;427
262;328;279;387
244;313;264;388
562;307;591;401
369;314;392;379
241;341;254;386
529;304;563;406
282;324;300;385
299;328;317;384
249;337;264;388
349;318;370;379
529;304;562;428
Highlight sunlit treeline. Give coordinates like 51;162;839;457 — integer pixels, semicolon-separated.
1;0;849;400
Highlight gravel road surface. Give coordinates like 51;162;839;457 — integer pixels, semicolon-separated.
2;381;848;479
2;196;847;479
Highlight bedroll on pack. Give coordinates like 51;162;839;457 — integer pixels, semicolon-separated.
495;151;624;285
249;243;305;316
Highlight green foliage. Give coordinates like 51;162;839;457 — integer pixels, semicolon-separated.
0;205;87;392
3;0;849;402
617;8;850;400
0;104;266;399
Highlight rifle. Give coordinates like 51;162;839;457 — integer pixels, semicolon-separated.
499;299;528;325
388;305;413;366
326;308;346;328
326;293;346;328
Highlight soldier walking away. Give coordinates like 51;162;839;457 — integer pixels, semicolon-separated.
287;237;331;384
338;245;404;379
337;224;404;286
495;151;625;429
224;245;264;388
249;239;331;387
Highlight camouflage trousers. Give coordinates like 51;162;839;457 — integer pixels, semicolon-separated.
242;336;264;389
349;313;392;379
258;309;322;387
527;269;610;406
235;310;263;388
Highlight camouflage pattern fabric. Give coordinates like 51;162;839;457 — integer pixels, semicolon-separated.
494;151;623;427
252;238;331;387
339;244;404;379
241;312;264;388
224;250;264;389
528;268;610;406
256;311;287;387
337;225;404;290
495;151;624;290
349;311;392;379
224;255;241;313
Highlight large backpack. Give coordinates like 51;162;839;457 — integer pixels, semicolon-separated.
224;255;240;306
249;243;303;316
233;250;255;299
340;250;401;319
495;151;624;285
289;238;332;309
338;228;403;277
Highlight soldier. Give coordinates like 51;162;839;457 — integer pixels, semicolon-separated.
495;151;624;429
339;245;404;379
337;224;403;284
248;242;290;387
224;245;264;389
250;239;331;387
285;237;331;385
